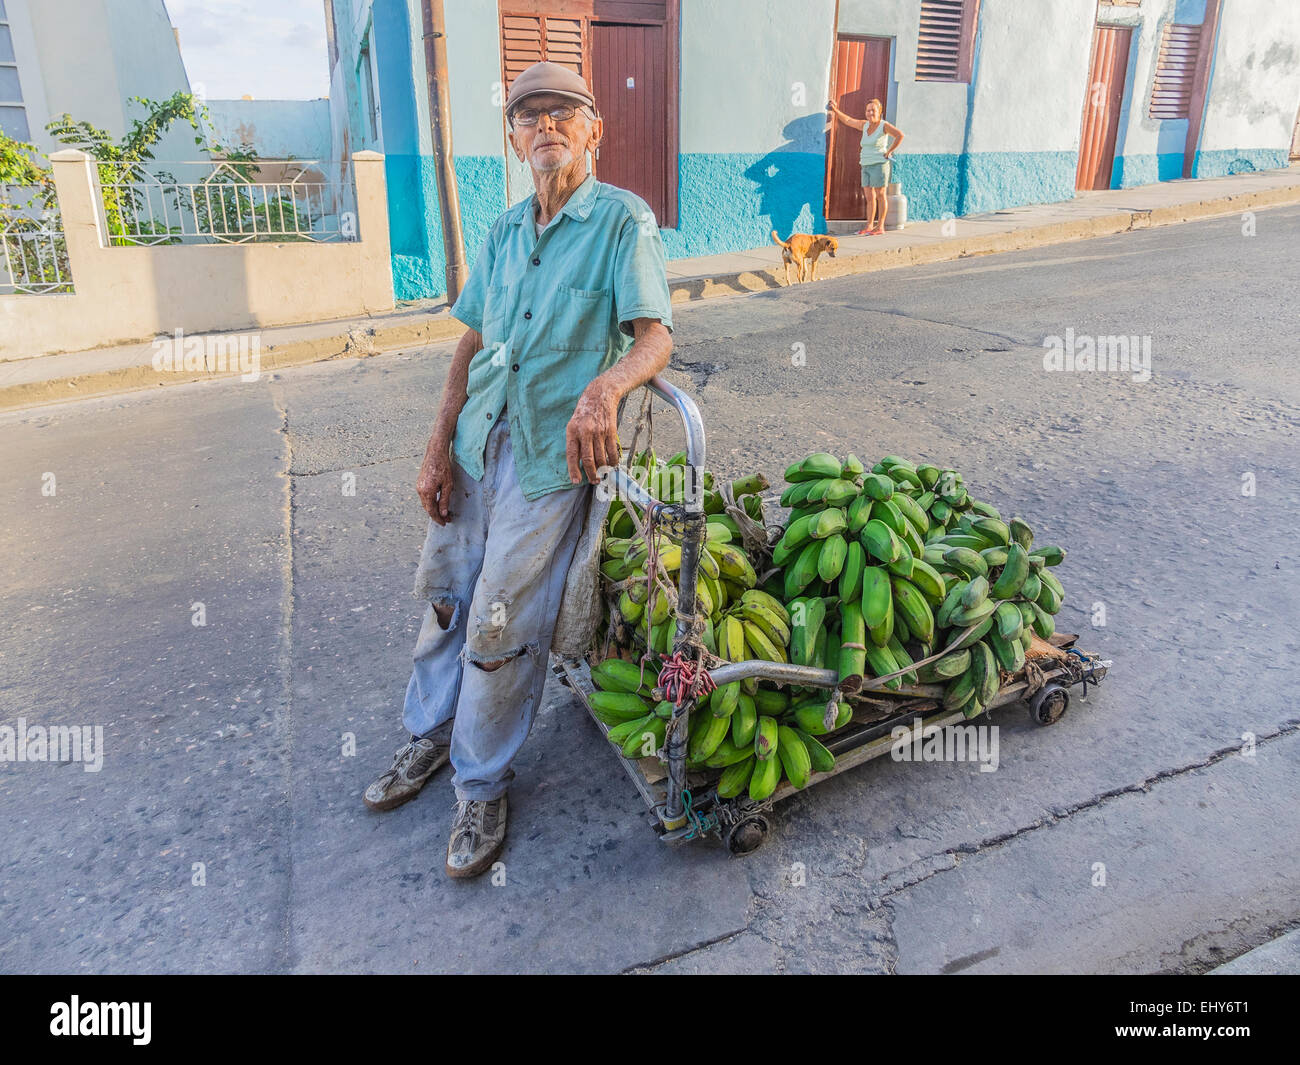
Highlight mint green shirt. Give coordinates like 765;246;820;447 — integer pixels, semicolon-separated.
449;175;673;501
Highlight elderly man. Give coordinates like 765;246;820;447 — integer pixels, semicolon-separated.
363;62;674;878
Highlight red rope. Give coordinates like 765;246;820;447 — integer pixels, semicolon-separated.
658;651;717;708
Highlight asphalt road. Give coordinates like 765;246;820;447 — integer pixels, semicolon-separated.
1;205;1297;974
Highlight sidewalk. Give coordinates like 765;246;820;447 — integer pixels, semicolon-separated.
3;165;1297;411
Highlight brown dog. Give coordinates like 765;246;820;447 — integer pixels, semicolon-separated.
772;230;838;284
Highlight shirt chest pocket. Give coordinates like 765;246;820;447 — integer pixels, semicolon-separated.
482;283;510;344
549;285;611;353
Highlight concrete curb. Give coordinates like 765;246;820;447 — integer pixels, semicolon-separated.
3;180;1298;413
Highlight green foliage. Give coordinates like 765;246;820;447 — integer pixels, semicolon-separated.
1;91;321;258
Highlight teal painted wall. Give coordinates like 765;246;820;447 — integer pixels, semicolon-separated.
1191;148;1290;179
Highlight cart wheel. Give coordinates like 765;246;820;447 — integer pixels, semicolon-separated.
726;815;769;856
1029;683;1068;726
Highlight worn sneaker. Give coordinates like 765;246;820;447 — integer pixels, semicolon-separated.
445;796;508;879
363;736;449;812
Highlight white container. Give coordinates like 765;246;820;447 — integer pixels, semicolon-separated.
886;182;908;230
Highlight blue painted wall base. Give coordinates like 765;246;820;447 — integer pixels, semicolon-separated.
382;145;1286;300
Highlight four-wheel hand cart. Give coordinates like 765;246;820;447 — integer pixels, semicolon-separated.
552;376;1111;855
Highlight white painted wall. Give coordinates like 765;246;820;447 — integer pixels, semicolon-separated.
444;0;506;158
838;0;1096;155
968;0;1094;153
679;0;837;154
1198;0;1300;153
22;0;200;162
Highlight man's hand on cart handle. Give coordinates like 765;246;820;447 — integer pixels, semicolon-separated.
565;318;673;487
566;379;621;486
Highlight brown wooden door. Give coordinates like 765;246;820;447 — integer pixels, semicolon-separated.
591;21;668;221
825;35;892;220
1076;25;1132;191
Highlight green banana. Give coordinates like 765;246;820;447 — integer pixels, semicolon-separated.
784;539;823;599
817;533;848;582
731;693;758;746
943;546;989;579
1029;544;1066;566
810;508;848;539
860;473;895;501
777;725;812;789
891;576;936;644
861;566;893;642
839;540;866;602
969;639;1000;705
990;543;1030;598
838;600;868;690
748;752;781;801
861;519;902;564
961;575;990;611
1009;517;1034;549
591;658;648;694
688;712;729;762
754;716;779;762
753;686;789;716
994;600;1024;640
793;728;836;773
917;648;972;683
847;493;874;535
717;755;755;798
790;595;827;666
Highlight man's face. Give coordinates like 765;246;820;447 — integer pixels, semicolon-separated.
508;92;602;174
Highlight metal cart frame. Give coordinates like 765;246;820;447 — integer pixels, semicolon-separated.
560;375;1111;854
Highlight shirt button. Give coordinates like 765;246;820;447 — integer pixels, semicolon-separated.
512;363;520;372
486;412;493;420
532;257;540;266
523;310;532;319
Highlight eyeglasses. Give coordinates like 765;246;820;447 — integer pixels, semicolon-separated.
511;104;592;127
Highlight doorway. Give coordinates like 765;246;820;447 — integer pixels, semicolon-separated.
825;35;892;220
591;20;670;222
1076;24;1132;191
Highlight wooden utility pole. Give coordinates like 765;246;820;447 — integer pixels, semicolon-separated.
421;0;468;303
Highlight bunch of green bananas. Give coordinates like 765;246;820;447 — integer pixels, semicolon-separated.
599;450;772;657
772;452;1068;719
604;449;767;540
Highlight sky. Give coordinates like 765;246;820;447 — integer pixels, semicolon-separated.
166;0;331;101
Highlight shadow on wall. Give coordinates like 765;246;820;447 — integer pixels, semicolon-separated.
661;112;828;259
743;113;829;239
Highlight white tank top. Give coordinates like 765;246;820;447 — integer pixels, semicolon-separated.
859;122;891;166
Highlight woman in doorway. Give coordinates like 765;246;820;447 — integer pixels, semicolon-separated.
828;97;903;235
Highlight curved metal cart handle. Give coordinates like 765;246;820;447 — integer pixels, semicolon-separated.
646;374;707;476
603;375;708;513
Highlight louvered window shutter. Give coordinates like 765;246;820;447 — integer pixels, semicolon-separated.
916;0;978;83
501;15;544;93
1150;23;1202;120
500;13;586;95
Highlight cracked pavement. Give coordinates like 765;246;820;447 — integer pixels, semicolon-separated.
1;206;1297;973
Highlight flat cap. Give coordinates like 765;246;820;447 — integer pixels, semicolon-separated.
504;61;595;118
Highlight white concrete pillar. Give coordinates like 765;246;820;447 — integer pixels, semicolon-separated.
48;149;105;293
351;150;395;313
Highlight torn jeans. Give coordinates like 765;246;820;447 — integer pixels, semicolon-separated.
404;415;590;800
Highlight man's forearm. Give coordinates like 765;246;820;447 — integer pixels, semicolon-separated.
431;328;482;446
591;320;673;404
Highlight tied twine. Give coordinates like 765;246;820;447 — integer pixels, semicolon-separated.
658;651;717;708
